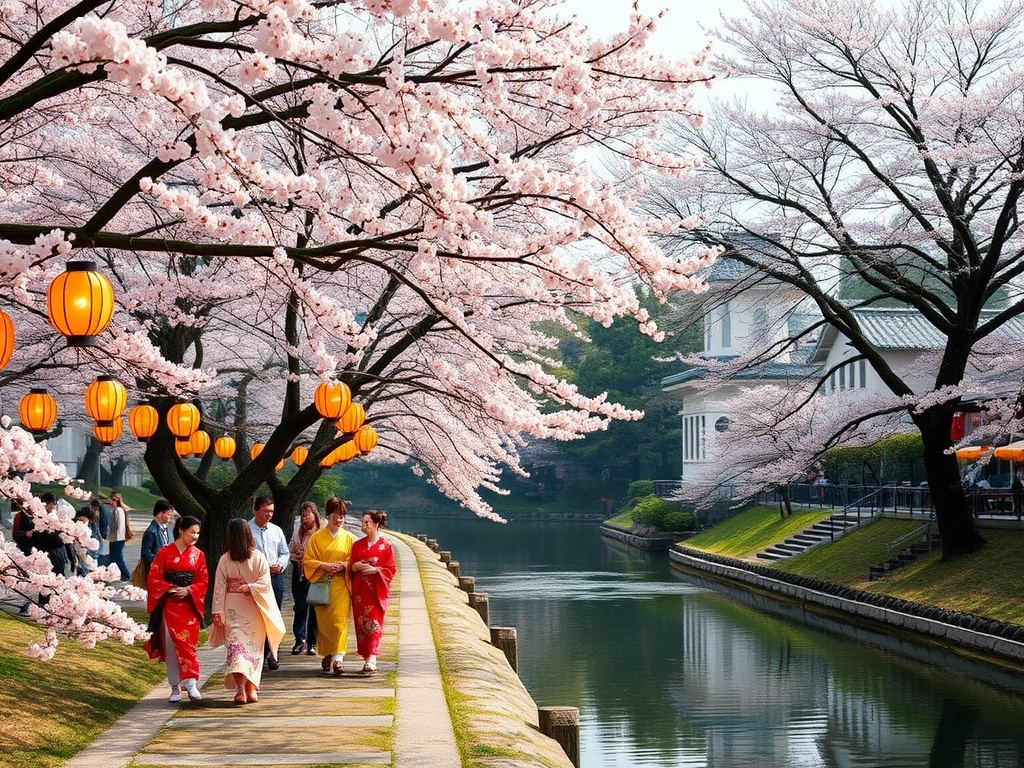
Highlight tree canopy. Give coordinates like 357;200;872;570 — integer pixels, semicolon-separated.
659;0;1024;557
0;0;715;654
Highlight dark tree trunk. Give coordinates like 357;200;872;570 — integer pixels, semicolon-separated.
109;456;128;488
913;407;985;559
778;484;792;517
75;437;102;485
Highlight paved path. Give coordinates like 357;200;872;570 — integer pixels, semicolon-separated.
63;533;460;768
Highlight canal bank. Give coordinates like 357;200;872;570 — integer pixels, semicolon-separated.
669;544;1024;671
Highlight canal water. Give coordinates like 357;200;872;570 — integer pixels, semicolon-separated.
394;515;1024;767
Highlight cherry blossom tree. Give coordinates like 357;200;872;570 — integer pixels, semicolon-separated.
659;0;1024;557
0;0;717;650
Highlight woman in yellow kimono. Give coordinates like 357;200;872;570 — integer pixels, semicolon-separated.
303;497;356;676
210;518;286;703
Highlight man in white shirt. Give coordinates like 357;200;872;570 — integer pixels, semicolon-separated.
248;495;290;670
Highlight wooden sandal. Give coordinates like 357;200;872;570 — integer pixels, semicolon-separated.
332;660;345;677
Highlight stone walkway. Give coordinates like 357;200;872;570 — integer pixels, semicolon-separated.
64;534;460;768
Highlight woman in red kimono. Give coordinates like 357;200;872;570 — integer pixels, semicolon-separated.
145;515;209;703
350;509;396;674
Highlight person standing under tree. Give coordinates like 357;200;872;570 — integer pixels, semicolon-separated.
247;496;289;671
350;509;396;675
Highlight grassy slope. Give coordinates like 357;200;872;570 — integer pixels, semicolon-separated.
683;504;836;558
0;611;165;768
688;507;1024;626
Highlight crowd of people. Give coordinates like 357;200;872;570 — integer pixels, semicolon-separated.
141;495;396;705
8;490;397;706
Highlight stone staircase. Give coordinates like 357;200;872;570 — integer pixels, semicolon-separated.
755;513;864;562
868;527;941;581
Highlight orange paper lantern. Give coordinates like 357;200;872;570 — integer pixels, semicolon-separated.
291;445;308;466
47;261;115;347
337;402;366;434
128;403;159;442
19;389;57;433
214;435;236;460
250;442;264;460
84;375;127;427
167;402;200;438
314;381;352;420
92;419;123;446
175;438;193;457
353;425;378;453
189;429;211;457
0;308;13;370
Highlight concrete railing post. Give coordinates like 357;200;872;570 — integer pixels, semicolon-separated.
439;550;452;564
458;575;475;593
538;706;580;768
468;592;489;625
427;538;439;553
447;560;460;578
415;534;427;542
489;626;517;672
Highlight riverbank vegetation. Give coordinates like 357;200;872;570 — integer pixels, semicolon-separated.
0;610;165;768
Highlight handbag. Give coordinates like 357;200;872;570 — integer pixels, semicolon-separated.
130;558;149;588
306;576;332;605
122;510;134;541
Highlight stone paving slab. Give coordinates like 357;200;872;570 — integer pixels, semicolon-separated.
165;714;394;728
134;752;391;766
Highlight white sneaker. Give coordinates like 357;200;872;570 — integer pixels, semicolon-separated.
182;679;202;701
168;686;181;704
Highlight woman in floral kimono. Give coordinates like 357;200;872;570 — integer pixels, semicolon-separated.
210;518;286;704
145;515;208;704
303;497;356;676
350;509;396;674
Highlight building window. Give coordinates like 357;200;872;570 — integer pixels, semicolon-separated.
715;416;731;432
839;366;845;390
859;359;867;388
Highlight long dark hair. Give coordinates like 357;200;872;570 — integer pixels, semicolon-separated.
173;515;201;541
226;518;255;561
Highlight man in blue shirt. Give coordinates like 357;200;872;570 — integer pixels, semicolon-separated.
141;500;174;568
248;495;289;670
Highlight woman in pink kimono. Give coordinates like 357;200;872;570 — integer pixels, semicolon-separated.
350;509;396;674
210;518;286;704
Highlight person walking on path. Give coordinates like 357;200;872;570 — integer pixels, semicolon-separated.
210;518;285;704
350;509;396;675
138;501;174;580
303;497;356;676
107;494;131;581
247;496;289;670
145;515;208;703
288;501;321;655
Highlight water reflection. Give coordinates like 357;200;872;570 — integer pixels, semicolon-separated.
394;517;1024;767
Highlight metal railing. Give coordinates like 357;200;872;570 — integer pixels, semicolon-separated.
884;520;936;557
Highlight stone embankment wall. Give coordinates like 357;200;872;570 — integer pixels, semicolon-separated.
599;522;686;550
396;532;575;768
671;545;1024;667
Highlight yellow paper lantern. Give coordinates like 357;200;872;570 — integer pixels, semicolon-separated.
84;375;127;427
92;419;123;446
214;435;236;460
189;429;211;457
291;445;308;466
955;446;989;461
175;438;193;457
251;442;264;460
19;388;57;434
128;403;159;442
167;402;200;438
354;425;378;453
47;260;115;347
337;402;366;433
314;381;352;420
0;308;13;370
